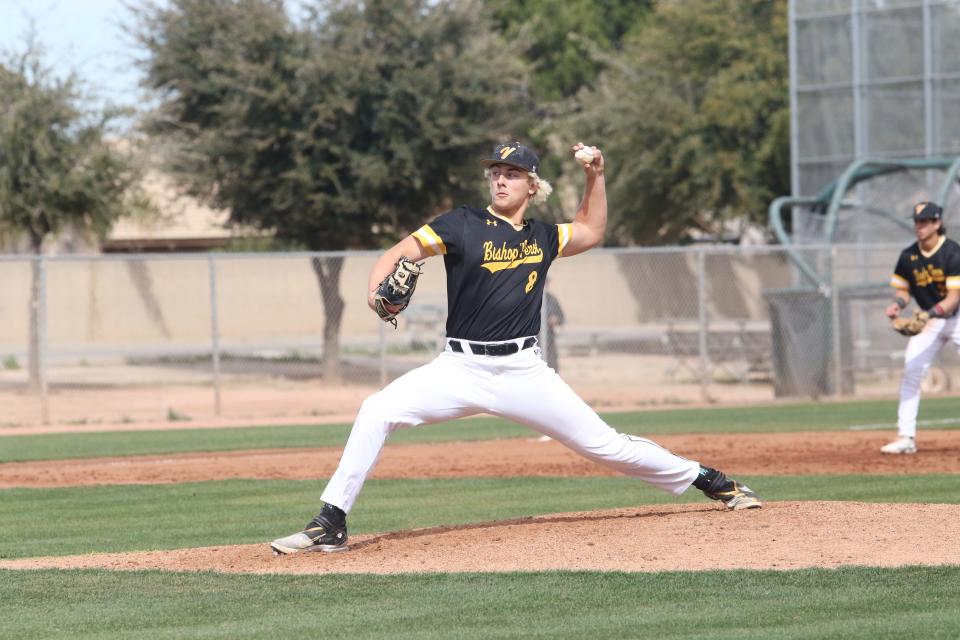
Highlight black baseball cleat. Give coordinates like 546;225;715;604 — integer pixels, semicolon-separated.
694;467;763;511
270;503;348;555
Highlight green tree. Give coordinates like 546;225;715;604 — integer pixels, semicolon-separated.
573;0;790;244
488;0;652;102
482;0;653;225
135;0;528;380
0;47;141;391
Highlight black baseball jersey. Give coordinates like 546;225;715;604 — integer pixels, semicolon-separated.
413;205;573;341
890;237;960;310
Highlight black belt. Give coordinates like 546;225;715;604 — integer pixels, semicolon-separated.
448;337;537;356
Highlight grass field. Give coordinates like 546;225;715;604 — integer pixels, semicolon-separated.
3;475;960;559
4;395;960;463
4;568;960;639
3;397;959;639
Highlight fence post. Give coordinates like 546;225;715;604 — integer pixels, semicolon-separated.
830;247;843;396
697;247;711;402
208;255;222;416
38;255;49;425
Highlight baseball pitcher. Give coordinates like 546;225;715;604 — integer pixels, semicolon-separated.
883;201;960;454
271;140;762;555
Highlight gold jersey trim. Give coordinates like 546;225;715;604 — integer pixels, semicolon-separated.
890;273;910;290
920;235;947;259
947;275;960;290
557;223;572;255
413;224;446;256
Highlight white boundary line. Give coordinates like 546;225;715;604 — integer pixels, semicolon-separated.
847;418;960;431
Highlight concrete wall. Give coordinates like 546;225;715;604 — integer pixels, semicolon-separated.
0;248;794;357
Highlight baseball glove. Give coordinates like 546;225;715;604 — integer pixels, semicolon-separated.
891;309;929;337
373;256;423;328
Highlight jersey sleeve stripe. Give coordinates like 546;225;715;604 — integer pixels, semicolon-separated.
413;225;446;256
947;276;960;289
890;274;910;290
557;223;572;255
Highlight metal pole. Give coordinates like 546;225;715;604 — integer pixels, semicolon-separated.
788;0;800;197
923;0;933;159
830;247;844;396
852;0;866;158
38;256;49;425
697;247;710;402
208;255;222;416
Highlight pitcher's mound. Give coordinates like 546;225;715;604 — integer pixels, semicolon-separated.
4;501;960;574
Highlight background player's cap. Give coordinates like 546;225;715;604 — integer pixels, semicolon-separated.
480;141;540;174
911;202;943;221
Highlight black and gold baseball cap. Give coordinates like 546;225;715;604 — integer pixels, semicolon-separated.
480;141;540;174
911;202;943;221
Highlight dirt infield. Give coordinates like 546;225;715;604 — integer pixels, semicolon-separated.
2;429;960;574
0;502;960;574
4;502;960;574
3;430;960;487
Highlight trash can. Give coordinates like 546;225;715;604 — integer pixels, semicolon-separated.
764;287;855;397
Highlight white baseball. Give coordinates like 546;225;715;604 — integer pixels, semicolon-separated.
574;147;595;164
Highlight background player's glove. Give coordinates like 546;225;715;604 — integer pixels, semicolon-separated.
891;309;929;337
373;256;423;328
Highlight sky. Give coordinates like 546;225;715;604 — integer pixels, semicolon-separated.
0;0;158;113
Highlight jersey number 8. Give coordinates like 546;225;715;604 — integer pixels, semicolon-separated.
525;271;538;294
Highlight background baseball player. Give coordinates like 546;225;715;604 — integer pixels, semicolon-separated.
883;201;960;454
544;284;565;372
271;140;762;555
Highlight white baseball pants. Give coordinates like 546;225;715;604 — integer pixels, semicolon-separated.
897;316;960;437
321;338;701;513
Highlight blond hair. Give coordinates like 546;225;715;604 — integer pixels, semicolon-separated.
483;168;553;207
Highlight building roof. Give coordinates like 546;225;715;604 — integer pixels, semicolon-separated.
103;169;259;252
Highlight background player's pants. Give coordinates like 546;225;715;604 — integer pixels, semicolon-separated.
898;316;960;438
321;338;700;513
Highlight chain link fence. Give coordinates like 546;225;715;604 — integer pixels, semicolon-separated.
791;0;960;197
1;245;952;426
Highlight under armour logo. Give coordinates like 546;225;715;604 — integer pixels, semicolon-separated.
486;219;497;226
911;255;918;261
